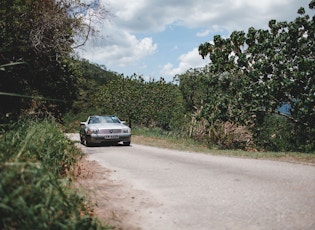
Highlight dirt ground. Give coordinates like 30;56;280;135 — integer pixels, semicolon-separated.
73;155;157;230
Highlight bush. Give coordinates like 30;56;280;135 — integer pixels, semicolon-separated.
62;111;94;133
0;119;79;175
253;115;298;152
188;116;253;150
0;118;107;229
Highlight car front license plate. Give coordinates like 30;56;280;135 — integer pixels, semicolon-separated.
105;135;119;139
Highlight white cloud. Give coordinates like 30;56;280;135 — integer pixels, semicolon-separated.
77;23;157;68
105;0;307;33
196;29;211;37
77;0;311;78
160;48;209;77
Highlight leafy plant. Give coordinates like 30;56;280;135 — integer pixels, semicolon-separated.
0;119;108;229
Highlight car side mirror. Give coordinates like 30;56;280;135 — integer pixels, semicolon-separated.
80;122;86;129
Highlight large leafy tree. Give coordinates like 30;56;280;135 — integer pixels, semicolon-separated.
199;2;314;125
0;0;102;120
196;1;314;151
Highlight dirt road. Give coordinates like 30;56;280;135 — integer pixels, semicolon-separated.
67;134;315;230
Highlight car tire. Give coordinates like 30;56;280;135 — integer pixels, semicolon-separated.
80;134;85;145
123;141;130;146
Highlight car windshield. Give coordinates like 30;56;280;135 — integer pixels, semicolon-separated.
88;116;121;124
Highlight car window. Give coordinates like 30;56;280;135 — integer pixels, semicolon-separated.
97;116;121;123
88;116;100;124
102;116;113;123
111;116;121;123
88;116;122;124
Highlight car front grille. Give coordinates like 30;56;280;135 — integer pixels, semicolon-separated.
99;129;122;134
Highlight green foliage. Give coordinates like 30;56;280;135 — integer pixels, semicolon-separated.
176;68;212;112
0;119;107;229
93;75;185;131
0;119;79;175
193;2;315;152
199;3;315;126
186;106;253;150
71;59;120;113
177;68;256;149
254;115;315;152
0;0;95;120
62;111;93;133
133;128;315;164
0;164;103;229
133;126;175;139
253;115;296;151
92;75;142;128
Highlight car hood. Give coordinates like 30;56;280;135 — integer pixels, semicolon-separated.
87;123;129;129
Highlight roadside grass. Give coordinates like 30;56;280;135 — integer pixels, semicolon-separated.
0;118;110;229
132;127;315;165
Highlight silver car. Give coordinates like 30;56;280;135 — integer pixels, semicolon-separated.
80;115;131;146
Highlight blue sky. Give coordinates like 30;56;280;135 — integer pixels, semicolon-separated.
76;0;312;82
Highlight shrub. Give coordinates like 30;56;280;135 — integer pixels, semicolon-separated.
0;118;107;229
189;116;253;150
0;119;79;176
254;115;315;152
253;115;295;151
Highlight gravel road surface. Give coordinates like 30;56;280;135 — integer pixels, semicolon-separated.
67;134;315;230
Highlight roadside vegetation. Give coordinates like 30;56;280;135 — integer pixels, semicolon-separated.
132;127;315;165
0;119;110;229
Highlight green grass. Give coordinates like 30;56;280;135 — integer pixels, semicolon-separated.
0;118;110;229
132;127;315;165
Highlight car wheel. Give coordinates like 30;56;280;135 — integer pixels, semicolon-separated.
80;133;85;145
123;141;130;146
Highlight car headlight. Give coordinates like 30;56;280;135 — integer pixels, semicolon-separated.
87;128;99;135
123;128;130;133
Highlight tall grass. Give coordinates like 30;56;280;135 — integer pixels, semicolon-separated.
0;118;109;229
132;127;315;164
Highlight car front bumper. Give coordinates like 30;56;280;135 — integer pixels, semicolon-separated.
86;133;131;144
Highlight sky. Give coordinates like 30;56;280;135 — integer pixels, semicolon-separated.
76;0;312;82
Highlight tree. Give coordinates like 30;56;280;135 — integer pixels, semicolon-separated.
142;78;185;130
94;75;185;131
0;0;105;120
93;75;145;128
176;67;211;113
197;1;314;151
